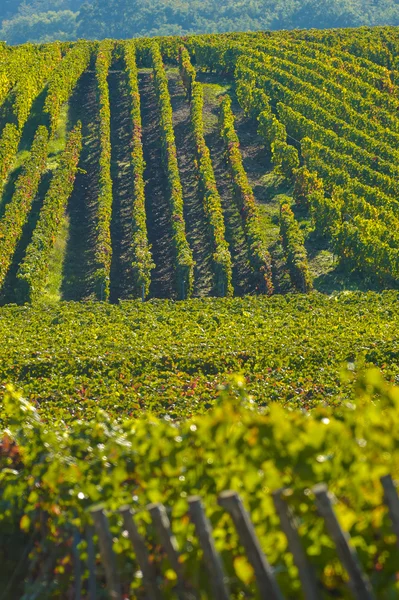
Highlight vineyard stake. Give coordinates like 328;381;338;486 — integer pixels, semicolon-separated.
86;525;97;600
148;502;196;600
313;484;376;600
188;496;231;600
119;506;163;600
72;529;82;600
272;489;319;600
90;508;122;600
219;490;284;600
380;475;399;548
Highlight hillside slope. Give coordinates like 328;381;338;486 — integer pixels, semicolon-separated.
3;28;399;600
0;29;399;303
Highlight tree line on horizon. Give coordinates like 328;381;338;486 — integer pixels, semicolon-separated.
1;0;399;45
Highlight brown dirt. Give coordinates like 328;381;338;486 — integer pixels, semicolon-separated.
167;69;215;297
139;70;177;299
62;71;101;301
109;68;139;301
201;80;256;296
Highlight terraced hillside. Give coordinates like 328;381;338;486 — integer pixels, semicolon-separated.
1;28;399;304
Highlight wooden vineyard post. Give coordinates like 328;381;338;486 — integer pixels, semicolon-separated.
148;502;196;600
90;508;122;600
218;491;284;600
72;529;82;600
119;506;163;600
380;474;399;548
272;489;319;600
86;525;97;600
188;496;231;600
313;484;376;600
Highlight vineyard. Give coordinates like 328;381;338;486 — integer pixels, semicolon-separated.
2;27;399;303
3;26;399;599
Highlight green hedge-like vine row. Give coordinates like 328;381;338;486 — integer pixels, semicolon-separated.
333;213;399;282
0;126;49;293
279;200;313;293
178;45;196;99
248;48;399;132
151;43;194;299
123;41;154;298
238;53;399;154
300;139;399;214
0;46;62;194
0;44;46;110
178;48;233;296
0;47;10;109
300;139;399;282
44;41;92;135
219;95;273;294
191;81;233;297
233;47;399;285
235;70;300;179
0;123;21;185
238;58;399;172
17;123;83;302
308;182;399;282
12;44;61;131
93;40;114;301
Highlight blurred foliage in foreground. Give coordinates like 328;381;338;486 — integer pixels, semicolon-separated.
1;368;399;597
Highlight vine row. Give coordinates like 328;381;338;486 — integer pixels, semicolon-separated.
151;43;194;299
219;95;273;294
123;41;155;298
279;200;313;293
17;123;83;302
179;47;233;296
44;41;92;135
0;126;49;293
92;40;114;301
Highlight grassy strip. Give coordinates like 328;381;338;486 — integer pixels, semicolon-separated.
219;95;273;294
123;41;154;298
151;43;194;298
17;123;82;302
0;126;49;292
